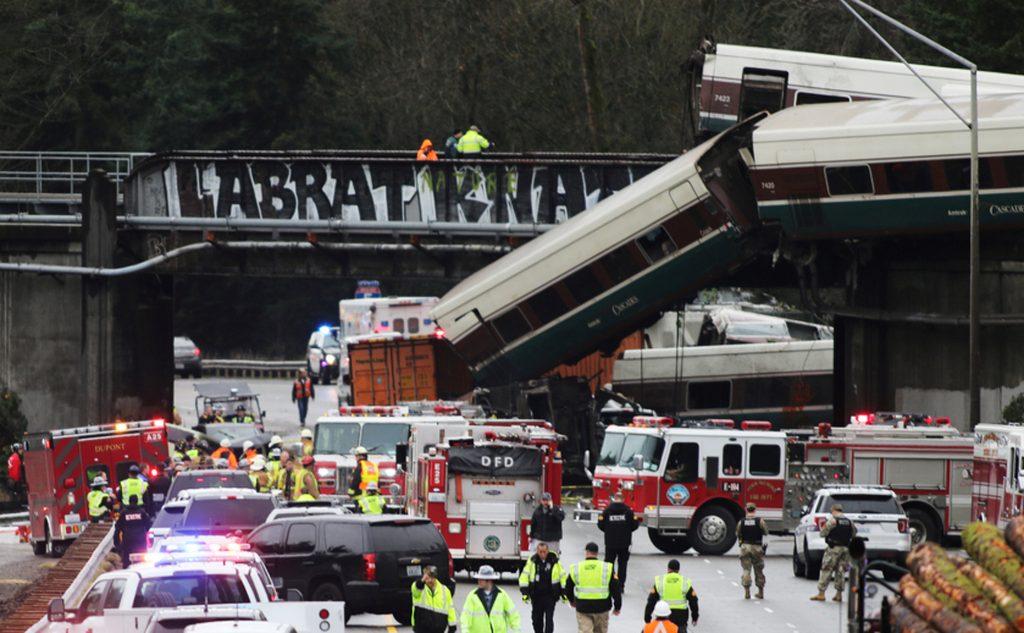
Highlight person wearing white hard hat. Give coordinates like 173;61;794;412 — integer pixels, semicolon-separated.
356;481;385;515
87;476;113;522
211;438;238;469
347;446;378;500
300;428;315;457
266;446;282;480
242;439;259;463
249;459;272;492
460;565;520;633
642;601;679;633
268;435;283;449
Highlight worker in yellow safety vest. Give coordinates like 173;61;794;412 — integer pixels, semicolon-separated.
644;559;699;632
411;565;456;633
460;565;520;633
563;542;621;633
356;481;386;515
119;464;148;507
294;455;320;502
456;125;490;155
249;460;273;493
87;476;112;522
347;446;379;499
300;428;315;457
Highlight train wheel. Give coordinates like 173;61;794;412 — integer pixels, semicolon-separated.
689;506;737;556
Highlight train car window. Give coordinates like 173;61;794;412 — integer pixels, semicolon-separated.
407;318;420;334
492;308;532;344
563;266;604;304
943;158;993;190
884;162;933;193
795;91;851;105
393;318;405;333
1004;155;1024;187
600;244;646;285
825;165;874;196
635;226;677;264
687;380;731;410
722;444;743;476
664;442;700;483
749;444;782;477
526;286;568;326
454;327;502;364
662;208;702;246
739;68;788;119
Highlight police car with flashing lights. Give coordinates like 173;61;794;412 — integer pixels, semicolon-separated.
793;484;911;579
42;561;345;633
306;325;342;385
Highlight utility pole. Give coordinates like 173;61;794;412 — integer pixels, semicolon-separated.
839;0;981;427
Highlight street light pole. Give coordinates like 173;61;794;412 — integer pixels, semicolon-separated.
839;0;981;427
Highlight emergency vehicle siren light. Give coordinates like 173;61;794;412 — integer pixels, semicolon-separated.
114;422;128;432
707;419;736;429
631;416;674;428
817;422;832;437
740;420;773;431
433;327;447;339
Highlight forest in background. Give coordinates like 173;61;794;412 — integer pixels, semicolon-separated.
5;0;1022;357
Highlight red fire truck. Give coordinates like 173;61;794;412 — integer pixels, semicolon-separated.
972;423;1024;529
583;413;970;555
412;427;562;573
311;405;470;499
22;419;169;556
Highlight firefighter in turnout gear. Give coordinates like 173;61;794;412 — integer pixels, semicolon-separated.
347;446;379;499
411;565;456;633
87;476;113;522
644;559;698;632
356;481;386;514
563;542;621;633
118;464;148;507
737;502;768;599
518;541;564;633
460;565;520;633
811;504;857;602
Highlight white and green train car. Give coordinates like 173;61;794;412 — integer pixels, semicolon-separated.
611;339;833;429
432;116;766;387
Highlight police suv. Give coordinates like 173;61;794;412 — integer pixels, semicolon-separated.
792;484;911;579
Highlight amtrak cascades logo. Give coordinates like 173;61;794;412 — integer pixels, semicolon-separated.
666;484;690;506
990;204;1024;216
484;535;501;552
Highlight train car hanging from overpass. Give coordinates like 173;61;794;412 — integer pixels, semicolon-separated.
432;116;766;387
748;93;1024;239
687;40;1024;137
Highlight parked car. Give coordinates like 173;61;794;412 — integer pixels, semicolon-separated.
169;488;276;539
793;484;911;579
147;498;189;550
166;470;255;501
245;515;454;625
306;326;342;385
174;337;203;378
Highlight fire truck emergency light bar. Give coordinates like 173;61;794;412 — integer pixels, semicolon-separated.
849;412;951;427
632;416;774;431
48;418;166;438
336;405;410;416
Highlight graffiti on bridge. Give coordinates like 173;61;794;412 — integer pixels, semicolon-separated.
144;159;660;225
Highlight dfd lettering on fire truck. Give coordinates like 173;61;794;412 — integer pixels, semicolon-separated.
413;426;562;573
972;423;1024;529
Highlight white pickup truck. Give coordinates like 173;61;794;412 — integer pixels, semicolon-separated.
42;561;344;633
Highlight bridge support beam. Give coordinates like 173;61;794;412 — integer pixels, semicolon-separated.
81;171;117;425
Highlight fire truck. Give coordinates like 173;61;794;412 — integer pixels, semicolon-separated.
22;419;169;556
584;413;970;555
311;405;470;499
972;423;1024;529
801;416;973;544
411;427;562;573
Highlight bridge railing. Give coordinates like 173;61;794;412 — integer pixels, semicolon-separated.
125;151;675;230
0;151;149;205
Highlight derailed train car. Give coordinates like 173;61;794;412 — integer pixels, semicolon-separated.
431;116;767;386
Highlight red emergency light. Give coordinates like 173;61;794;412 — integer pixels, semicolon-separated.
853;413;874;425
631;416;674;428
707;419;736;429
817;422;832;438
192;347;201;357
433;327;447;339
152;418;165;428
740;420;773;431
434;405;459;415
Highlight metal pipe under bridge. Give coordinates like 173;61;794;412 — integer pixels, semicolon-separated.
0;149;674;237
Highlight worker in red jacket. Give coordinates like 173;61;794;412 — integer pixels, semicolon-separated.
7;443;25;505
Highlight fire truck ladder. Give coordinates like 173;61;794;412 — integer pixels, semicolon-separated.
1;523;113;632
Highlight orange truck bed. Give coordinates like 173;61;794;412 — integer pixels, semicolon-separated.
348;336;474;405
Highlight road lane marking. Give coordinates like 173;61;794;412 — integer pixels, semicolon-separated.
786;624;797;629
730;581;739;587
764;607;774;613
703;558;711;564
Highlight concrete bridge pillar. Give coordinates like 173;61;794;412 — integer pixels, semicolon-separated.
81;170;117;426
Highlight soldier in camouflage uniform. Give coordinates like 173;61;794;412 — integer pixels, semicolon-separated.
811;504;856;603
736;502;768;599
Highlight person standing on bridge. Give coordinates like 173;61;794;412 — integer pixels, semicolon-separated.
292;369;315;427
300;427;315;457
114;494;151;569
644;559;698;632
211;438;238;469
811;504;856;603
529;491;565;553
563;541;621;633
118;464;148;508
417;139;439;162
643;601;679;633
347;445;378;499
457;125;490;155
737;502;768;599
444;130;462;158
597;491;639;590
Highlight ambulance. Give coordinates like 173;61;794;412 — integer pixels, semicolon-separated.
972;423;1024;529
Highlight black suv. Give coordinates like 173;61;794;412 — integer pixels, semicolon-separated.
245;515;454;625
